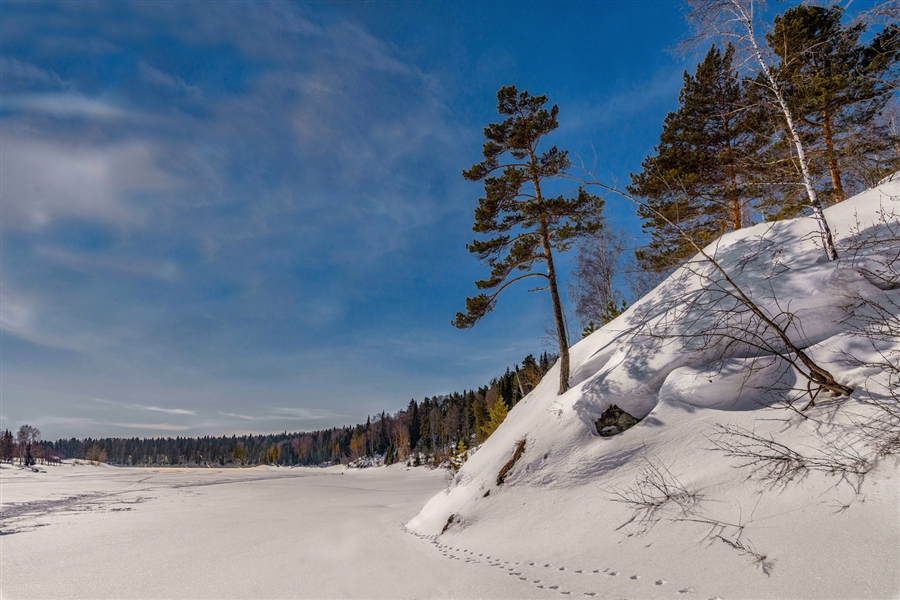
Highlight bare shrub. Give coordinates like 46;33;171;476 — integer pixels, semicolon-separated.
715;535;774;576
624;224;853;411
709;424;872;491
609;459;702;535
572;179;853;407
85;444;107;465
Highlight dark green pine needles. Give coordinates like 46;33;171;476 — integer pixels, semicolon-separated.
628;44;766;275
454;86;604;395
766;5;899;209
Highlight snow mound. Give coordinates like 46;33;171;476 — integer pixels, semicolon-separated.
408;179;900;599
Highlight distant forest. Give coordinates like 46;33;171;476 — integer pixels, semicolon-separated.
42;353;555;468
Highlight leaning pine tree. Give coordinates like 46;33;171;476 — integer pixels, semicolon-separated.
454;86;604;395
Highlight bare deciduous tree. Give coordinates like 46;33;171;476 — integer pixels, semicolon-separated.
16;425;40;465
569;223;631;332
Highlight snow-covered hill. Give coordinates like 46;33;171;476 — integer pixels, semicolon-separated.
408;177;900;599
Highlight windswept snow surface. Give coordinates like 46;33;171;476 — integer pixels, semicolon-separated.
409;178;900;599
0;462;552;599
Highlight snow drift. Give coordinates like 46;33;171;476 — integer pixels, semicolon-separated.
408;177;900;599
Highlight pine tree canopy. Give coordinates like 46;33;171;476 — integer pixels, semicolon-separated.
455;86;603;394
766;5;900;207
628;44;764;274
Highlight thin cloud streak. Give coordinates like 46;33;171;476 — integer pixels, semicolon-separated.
108;422;192;432
218;407;347;422
4;94;135;119
94;398;197;416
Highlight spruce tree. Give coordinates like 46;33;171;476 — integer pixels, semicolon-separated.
24;443;34;467
0;429;13;463
628;44;764;274
406;400;420;451
472;396;489;443
766;6;899;208
455;86;604;394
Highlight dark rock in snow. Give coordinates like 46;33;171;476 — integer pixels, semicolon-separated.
595;404;640;437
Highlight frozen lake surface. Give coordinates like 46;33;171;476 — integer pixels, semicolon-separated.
0;463;546;599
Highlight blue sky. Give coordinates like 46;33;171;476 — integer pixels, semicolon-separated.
1;1;698;439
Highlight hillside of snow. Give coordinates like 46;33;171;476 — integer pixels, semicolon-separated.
407;177;900;599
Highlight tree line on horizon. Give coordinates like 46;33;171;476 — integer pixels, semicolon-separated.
31;353;555;468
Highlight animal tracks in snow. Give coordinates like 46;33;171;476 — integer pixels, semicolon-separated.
411;530;714;598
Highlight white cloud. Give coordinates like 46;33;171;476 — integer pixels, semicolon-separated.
218;407;345;422
142;406;196;416
330;21;420;77
139;63;200;98
0;290;120;353
0;136;184;230
0;294;35;344
34;246;180;282
0;57;73;91
108;422;192;432
561;68;683;131
220;412;257;421
33;416;101;429
94;398;197;416
3;93;133;119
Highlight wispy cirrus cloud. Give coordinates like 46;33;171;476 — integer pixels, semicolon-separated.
561;67;684;133
94;398;197;416
139;63;200;98
0;289;128;353
0;57;73;92
3;93;135;119
108;422;193;432
0;1;512;440
34;246;180;282
0;136;185;231
218;407;345;422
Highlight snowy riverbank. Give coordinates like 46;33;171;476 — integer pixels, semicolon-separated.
1;462;553;598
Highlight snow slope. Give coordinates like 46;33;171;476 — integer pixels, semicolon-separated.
408;177;900;599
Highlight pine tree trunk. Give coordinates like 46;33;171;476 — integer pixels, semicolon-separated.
724;117;742;231
823;106;845;202
543;229;570;394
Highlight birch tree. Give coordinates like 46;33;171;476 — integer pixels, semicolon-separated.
684;0;841;260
